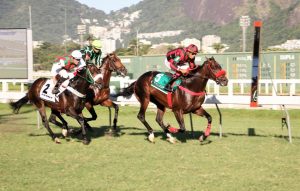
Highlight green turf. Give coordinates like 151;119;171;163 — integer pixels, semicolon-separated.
0;103;299;191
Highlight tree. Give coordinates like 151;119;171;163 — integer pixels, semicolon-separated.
212;43;225;53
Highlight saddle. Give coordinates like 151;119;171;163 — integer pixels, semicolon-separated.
151;73;182;94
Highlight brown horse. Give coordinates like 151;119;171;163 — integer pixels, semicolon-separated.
115;57;228;143
49;53;127;133
84;53;127;132
10;64;102;145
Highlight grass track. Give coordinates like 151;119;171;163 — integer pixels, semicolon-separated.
0;103;299;191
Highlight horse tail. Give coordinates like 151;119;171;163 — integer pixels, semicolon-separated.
10;94;29;114
113;81;136;98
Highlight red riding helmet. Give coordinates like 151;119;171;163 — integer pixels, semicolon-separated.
186;44;199;54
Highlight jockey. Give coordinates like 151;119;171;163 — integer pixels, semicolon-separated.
51;50;86;94
164;44;199;92
80;39;102;67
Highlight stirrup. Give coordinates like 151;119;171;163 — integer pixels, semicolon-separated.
52;87;60;94
164;85;173;92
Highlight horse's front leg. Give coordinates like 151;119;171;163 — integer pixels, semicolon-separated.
101;99;119;133
193;107;212;142
84;102;97;122
67;109;90;145
154;104;176;143
172;110;187;143
83;102;96;132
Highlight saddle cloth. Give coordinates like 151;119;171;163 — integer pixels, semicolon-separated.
151;73;182;94
40;80;60;102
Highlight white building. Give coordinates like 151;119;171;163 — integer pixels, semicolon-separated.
138;30;184;39
269;39;300;50
181;38;201;49
202;35;221;53
89;26;107;39
101;38;117;55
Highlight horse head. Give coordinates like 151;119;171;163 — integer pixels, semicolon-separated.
201;57;228;86
100;52;127;77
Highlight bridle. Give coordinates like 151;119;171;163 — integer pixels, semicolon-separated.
100;54;125;73
205;59;226;79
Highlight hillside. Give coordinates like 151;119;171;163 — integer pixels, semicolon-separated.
1;0;300;51
0;0;107;42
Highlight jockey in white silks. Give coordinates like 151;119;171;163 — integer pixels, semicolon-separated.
51;50;86;94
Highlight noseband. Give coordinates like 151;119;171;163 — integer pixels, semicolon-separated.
206;60;226;78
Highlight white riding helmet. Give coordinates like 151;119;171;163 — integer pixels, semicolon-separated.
71;50;82;59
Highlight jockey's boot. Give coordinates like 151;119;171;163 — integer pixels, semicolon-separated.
52;77;67;94
164;76;178;92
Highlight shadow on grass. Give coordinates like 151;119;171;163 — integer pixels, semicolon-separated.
28;125;128;143
125;127;299;144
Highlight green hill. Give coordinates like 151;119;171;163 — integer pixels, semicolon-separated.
1;0;300;51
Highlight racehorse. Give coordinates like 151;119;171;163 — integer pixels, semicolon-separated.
115;57;228;143
84;52;127;132
10;64;102;145
49;52;127;133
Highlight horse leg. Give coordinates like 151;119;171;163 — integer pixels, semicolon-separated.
67;109;90;145
153;103;175;143
137;98;155;143
193;107;212;142
172;110;187;142
37;106;60;143
51;109;69;137
48;112;63;128
101;99;119;134
83;102;96;132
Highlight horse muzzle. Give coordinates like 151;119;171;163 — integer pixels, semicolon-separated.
216;76;228;86
215;70;228;86
117;68;128;77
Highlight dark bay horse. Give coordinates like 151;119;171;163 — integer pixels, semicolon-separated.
10;65;102;145
116;57;228;143
49;53;127;132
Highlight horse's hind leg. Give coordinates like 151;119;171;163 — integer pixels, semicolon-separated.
37;106;60;143
51;109;69;137
193;107;212;142
137;98;155;142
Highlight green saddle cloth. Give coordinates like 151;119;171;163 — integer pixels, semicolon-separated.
151;73;182;93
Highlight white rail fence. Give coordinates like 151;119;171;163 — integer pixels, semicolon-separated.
1;78;300;106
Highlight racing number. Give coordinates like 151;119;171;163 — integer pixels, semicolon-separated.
42;84;50;94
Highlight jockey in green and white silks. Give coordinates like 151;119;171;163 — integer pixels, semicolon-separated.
51;50;86;94
81;40;102;67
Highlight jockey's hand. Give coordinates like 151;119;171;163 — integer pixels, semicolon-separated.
179;69;188;74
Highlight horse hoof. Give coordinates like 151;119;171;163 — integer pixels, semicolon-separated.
166;133;176;144
82;139;91;145
62;129;68;137
54;137;61;144
105;129;118;136
148;133;155;143
199;135;206;142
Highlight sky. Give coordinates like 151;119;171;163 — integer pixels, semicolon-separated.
76;0;143;14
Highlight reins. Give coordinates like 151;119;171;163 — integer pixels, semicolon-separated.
76;66;95;84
